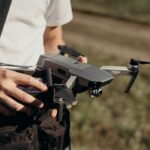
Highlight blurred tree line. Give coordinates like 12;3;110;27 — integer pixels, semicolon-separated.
72;0;150;24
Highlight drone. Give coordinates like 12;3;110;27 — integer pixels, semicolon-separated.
0;46;150;122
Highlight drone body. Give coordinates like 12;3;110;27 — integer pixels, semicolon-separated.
36;54;113;90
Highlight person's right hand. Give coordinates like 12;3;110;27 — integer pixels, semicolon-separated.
0;68;48;116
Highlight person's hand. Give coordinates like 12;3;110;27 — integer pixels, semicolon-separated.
0;68;48;116
77;55;88;63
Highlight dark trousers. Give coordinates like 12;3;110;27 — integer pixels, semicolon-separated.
0;109;71;150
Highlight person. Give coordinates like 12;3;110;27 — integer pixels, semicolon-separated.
0;0;87;149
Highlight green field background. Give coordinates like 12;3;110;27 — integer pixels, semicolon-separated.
64;1;150;150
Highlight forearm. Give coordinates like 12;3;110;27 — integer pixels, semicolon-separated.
43;26;88;63
44;26;65;54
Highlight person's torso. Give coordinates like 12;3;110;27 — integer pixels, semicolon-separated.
0;0;50;66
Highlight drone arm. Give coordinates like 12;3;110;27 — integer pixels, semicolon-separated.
124;72;138;93
100;66;131;76
100;65;139;93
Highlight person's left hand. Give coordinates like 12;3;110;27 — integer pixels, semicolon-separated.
77;55;88;63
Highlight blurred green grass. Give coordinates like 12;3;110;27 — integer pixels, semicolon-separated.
64;1;150;150
72;0;150;24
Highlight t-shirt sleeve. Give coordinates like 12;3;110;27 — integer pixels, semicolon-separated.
45;0;73;26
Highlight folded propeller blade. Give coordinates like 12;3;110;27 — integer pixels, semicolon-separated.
130;59;150;65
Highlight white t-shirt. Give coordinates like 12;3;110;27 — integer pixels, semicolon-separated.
0;0;73;66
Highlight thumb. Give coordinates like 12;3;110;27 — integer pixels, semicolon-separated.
50;109;57;118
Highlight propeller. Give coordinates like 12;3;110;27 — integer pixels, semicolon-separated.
130;59;150;65
125;58;150;93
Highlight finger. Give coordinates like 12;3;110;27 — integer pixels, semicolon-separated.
77;56;88;63
16;74;47;91
50;109;57;118
0;103;16;116
7;71;47;91
0;92;28;112
4;87;44;108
